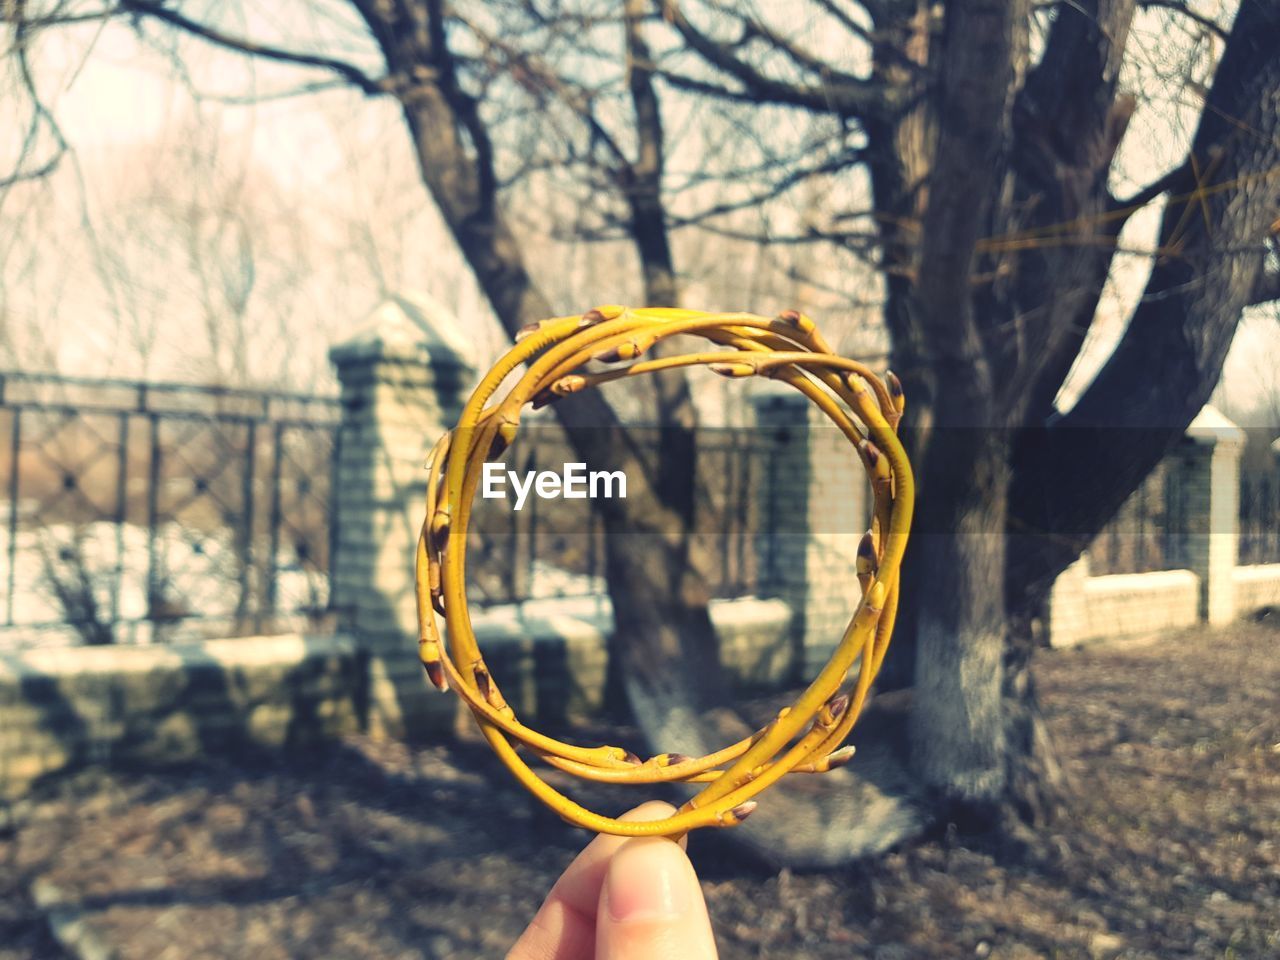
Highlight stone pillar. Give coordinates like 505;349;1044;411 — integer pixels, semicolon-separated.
329;292;475;738
752;392;870;676
1180;405;1245;626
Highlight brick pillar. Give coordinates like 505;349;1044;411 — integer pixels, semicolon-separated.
752;392;870;676
329;293;475;738
1180;405;1245;626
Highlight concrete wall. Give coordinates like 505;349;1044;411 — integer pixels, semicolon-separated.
1049;408;1280;648
1049;562;1200;647
471;595;792;722
0;633;361;802
0;600;792;803
1233;563;1280;616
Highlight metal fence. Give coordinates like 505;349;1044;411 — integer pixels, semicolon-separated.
0;372;340;646
463;426;776;605
0;373;779;646
1240;469;1280;565
1086;459;1187;575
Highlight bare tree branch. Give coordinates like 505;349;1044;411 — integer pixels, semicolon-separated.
0;15;71;192
660;0;888;118
1137;0;1230;40
116;0;389;94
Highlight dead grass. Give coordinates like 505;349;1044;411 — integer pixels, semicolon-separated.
1;616;1277;959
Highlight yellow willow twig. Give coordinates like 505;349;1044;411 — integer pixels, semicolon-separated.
413;305;914;837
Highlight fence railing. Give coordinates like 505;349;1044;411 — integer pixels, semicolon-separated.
1086;459;1187;576
1085;442;1280;575
1240;469;1280;565
0;372;340;646
1;372;780;646
10;365;1272;648
463;426;777;606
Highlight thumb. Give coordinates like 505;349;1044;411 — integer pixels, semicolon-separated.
596;837;718;960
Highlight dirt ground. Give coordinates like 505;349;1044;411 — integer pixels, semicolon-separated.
2;617;1278;959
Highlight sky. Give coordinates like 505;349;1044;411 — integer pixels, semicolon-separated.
2;9;502;390
1;1;1276;421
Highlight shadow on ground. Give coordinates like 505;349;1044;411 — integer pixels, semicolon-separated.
1;617;1278;959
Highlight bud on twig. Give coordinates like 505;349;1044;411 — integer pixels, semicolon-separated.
886;369;904;400
856;531;878;575
422;659;448;691
473;664;493;701
777;309;815;334
826;745;856;769
531;388;559;410
488;420;519;458
845;372;869;395
579;304;624;328
592;340;643;363
825;692;850;721
719;800;758;826
709;361;755;378
515;320;542;342
550;375;586;397
886;369;905;422
429;510;451;552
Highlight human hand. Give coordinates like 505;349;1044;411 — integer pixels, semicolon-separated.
507;801;719;960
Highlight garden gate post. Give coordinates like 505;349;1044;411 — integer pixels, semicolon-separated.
329;293;475;738
752;392;868;677
1180;406;1245;625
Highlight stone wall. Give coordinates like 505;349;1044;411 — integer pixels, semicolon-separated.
471;596;793;723
1048;562;1201;647
0;601;793;803
1048;408;1278;648
1233;564;1280;616
0;633;361;802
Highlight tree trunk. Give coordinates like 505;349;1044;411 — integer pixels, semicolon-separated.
608;0;728;726
365;7;729;740
1002;585;1067;827
907;406;1010;822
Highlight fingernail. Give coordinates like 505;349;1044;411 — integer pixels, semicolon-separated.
605;839;694;922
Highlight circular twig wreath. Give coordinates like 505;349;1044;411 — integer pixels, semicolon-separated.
415;306;913;837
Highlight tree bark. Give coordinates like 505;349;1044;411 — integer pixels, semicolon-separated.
1008;0;1280;603
609;0;727;724
356;2;727;734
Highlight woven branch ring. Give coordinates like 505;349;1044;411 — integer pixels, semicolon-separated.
415;306;913;837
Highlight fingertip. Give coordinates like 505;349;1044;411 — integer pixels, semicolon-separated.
596;838;717;959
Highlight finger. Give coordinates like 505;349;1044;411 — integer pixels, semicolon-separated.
508;801;682;960
596;837;718;960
